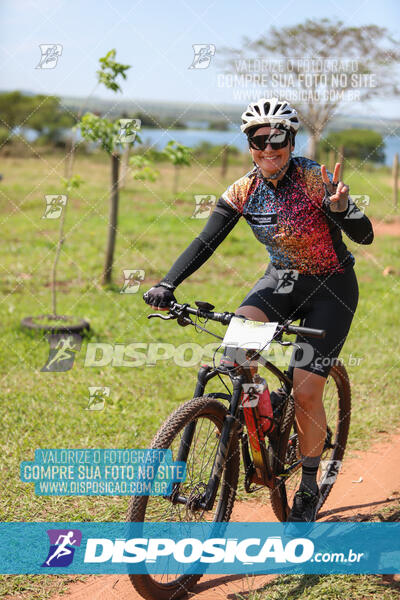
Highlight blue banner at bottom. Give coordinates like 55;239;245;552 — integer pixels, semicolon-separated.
0;522;399;574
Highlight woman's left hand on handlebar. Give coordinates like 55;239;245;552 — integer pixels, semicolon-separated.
143;284;176;311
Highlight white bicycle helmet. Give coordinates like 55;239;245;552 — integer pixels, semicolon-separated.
240;97;299;135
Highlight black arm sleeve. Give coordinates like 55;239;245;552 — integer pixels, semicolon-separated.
160;198;241;288
324;197;374;245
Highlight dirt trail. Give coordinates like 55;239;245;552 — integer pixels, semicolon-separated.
370;218;400;237
44;428;400;600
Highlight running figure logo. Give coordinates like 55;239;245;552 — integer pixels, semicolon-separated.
86;386;110;411
188;44;216;69
120;269;145;293
41;529;82;567
345;195;370;219
192;195;216;219
320;460;342;485
41;334;82;372
42;195;67;219
273;269;299;294
36;44;63;69
242;383;262;407
118;118;141;143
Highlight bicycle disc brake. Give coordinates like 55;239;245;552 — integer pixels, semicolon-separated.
185;483;207;520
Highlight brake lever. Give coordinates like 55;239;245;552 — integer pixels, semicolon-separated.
271;322;291;346
147;313;175;320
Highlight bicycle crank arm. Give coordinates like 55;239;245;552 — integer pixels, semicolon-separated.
241;433;265;493
277;459;302;478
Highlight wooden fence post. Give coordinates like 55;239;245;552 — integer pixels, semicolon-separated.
221;145;229;178
337;145;344;179
119;144;130;189
102;153;120;286
393;153;399;209
329;149;335;173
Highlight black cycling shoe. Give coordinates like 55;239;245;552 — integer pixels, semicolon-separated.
287;489;320;522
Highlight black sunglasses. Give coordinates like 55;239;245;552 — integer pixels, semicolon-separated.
248;130;290;151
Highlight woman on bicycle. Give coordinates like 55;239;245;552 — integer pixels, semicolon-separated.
143;97;373;522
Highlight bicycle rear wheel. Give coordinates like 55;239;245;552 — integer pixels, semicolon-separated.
270;360;351;521
127;395;240;600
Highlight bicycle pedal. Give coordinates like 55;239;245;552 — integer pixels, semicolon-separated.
244;465;264;492
247;483;264;493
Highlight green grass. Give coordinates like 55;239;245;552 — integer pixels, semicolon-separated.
239;574;400;600
0;154;399;599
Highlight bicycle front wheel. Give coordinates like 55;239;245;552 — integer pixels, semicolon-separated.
127;394;240;600
270;359;351;521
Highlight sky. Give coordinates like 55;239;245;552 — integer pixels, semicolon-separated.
1;0;400;119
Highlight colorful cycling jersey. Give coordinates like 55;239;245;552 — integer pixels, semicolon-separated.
160;156;373;290
221;156;357;275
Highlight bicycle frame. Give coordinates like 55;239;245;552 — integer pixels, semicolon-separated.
149;300;325;513
173;352;293;512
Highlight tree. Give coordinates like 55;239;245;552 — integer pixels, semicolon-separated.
80;113;141;285
78;49;132;286
0;91;35;133
51;175;83;316
220;19;400;159
97;49;130;92
320;129;385;164
27;96;76;146
162;141;192;195
129;155;159;182
0;92;76;147
0;127;9;147
20;173;88;334
65;49;130;179
208;120;229;131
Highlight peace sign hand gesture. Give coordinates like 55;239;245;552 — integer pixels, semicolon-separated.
321;162;349;213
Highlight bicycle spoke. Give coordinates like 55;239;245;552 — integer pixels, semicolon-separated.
142;415;229;525
128;397;240;591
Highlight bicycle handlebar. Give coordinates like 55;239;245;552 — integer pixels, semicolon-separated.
285;324;326;339
174;302;233;325
147;301;326;339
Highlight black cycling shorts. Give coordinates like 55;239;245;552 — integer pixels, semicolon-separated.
239;263;359;378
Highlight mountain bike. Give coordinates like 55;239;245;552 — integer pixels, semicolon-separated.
127;300;351;600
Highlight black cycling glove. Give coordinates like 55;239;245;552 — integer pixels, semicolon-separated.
143;282;177;309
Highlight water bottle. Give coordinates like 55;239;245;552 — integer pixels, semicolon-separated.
270;388;287;422
253;374;274;434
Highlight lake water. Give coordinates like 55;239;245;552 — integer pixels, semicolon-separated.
138;127;399;166
21;126;399;166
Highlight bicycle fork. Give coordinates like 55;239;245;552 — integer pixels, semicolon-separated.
200;376;243;511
